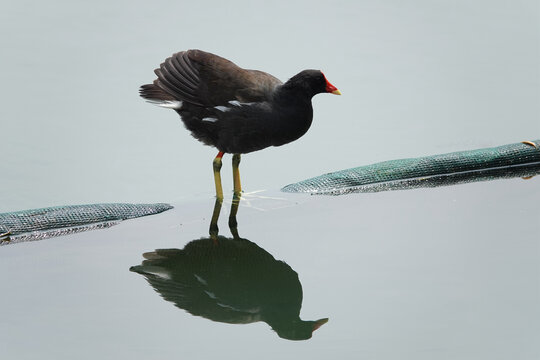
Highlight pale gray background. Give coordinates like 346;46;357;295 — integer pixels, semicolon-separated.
1;0;538;212
0;1;539;359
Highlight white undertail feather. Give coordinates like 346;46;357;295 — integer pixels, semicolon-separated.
140;267;172;280
146;99;183;109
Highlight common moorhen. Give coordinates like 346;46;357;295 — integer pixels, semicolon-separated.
140;49;340;199
130;237;328;340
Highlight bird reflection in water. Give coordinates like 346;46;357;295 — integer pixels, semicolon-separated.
130;195;328;340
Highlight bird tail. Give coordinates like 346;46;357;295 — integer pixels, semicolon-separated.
139;84;183;109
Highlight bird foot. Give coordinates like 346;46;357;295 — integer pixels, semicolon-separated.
0;230;12;243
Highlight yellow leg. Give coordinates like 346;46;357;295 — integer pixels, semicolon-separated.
209;198;223;243
232;153;242;196
229;192;241;240
213;152;224;200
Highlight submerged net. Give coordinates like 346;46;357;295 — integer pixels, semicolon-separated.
282;140;540;195
0;203;173;245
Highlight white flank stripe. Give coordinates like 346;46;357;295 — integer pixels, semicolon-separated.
214;105;230;112
202;117;218;122
228;100;256;107
194;274;207;285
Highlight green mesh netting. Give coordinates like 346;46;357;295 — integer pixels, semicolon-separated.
0;203;173;245
282;140;540;195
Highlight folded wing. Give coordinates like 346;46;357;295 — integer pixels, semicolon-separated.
140;50;282;107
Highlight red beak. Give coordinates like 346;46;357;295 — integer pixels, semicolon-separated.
322;72;341;95
312;318;329;331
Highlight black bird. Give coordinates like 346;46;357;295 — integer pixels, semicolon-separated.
140;50;340;199
130;236;328;341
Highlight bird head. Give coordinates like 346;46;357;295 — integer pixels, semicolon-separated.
284;70;341;98
273;317;329;340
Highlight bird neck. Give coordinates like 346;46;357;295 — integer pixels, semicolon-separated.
274;83;315;106
272;88;313;124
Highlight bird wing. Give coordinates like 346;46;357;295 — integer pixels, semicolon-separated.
152;50;282;107
130;262;261;325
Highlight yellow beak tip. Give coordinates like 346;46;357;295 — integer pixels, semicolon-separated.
331;89;342;95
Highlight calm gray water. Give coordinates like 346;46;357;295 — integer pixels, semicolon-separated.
1;0;539;359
